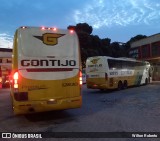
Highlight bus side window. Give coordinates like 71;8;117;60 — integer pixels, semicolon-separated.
116;60;122;69
127;61;131;69
122;61;127;69
108;59;114;69
131;61;135;68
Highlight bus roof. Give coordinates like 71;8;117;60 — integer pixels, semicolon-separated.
87;56;141;62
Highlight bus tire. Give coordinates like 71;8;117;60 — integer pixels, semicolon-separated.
123;80;128;89
118;81;123;90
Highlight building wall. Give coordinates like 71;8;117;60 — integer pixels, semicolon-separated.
131;33;160;48
130;33;160;81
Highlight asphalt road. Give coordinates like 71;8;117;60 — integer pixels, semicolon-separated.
0;82;160;141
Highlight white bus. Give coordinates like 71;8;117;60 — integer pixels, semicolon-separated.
86;56;151;90
11;26;82;115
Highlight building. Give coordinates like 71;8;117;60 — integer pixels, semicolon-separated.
129;33;160;81
0;48;12;87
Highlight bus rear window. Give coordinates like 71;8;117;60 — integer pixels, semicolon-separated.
19;28;77;58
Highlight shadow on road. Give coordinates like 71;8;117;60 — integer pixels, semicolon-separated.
25;110;74;123
86;85;145;95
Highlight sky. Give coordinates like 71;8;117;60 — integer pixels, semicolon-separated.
0;0;160;48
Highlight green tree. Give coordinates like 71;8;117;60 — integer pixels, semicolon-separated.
129;35;147;43
101;38;111;56
68;23;148;67
68;23;94;68
101;38;111;47
110;42;121;57
75;23;93;34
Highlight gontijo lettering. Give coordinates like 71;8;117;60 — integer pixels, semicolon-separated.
21;59;76;67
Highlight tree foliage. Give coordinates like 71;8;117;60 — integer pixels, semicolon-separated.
68;23;147;68
129;35;147;43
75;23;93;34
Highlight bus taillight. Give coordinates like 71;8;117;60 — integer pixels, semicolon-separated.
41;26;47;30
69;30;74;34
13;72;18;89
21;26;27;29
79;71;83;85
53;28;57;31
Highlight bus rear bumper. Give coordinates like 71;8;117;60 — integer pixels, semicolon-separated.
12;96;82;115
87;83;108;89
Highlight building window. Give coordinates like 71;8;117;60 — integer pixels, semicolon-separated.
141;44;150;58
129;48;139;59
0;59;2;63
7;59;12;63
152;41;160;57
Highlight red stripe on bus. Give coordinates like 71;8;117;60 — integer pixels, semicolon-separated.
26;68;74;72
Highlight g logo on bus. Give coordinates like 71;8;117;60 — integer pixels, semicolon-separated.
34;33;65;46
91;58;100;64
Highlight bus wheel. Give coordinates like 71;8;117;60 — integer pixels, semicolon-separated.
118;81;123;90
123;80;128;89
